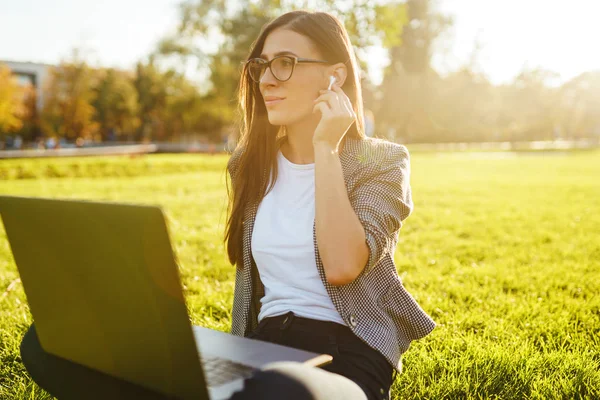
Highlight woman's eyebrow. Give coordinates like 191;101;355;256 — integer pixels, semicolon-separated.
259;50;298;59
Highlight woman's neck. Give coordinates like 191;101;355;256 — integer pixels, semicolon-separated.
280;118;319;164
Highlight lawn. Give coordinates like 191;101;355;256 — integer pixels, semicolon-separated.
1;149;599;399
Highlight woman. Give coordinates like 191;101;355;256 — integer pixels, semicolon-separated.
223;10;435;400
18;10;435;400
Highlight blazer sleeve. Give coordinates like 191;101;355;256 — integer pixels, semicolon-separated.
226;145;245;179
349;143;414;275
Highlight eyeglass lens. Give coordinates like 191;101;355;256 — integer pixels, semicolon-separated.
248;56;294;82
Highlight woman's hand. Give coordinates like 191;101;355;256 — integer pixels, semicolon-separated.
312;83;356;152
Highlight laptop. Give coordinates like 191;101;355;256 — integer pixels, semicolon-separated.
0;195;333;400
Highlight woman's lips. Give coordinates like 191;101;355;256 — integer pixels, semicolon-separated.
265;98;284;107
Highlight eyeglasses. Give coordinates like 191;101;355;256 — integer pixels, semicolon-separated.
244;55;330;83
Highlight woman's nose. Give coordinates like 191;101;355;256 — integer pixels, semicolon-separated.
260;67;278;86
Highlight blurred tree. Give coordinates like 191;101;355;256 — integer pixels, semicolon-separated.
132;58;169;141
557;71;600;140
376;0;452;143
132;58;226;142
40;58;99;140
163;71;233;142
499;68;560;142
93;68;140;141
428;68;497;143
162;72;199;140
15;83;38;142
0;64;25;137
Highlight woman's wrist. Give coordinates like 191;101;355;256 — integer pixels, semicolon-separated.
313;140;339;155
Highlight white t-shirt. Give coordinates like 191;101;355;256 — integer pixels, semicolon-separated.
251;149;346;325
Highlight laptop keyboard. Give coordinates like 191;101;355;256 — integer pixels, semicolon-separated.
201;354;257;387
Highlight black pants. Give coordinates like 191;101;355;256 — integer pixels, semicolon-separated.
239;311;395;400
20;312;395;400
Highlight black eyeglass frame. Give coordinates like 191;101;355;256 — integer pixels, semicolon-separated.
244;55;330;83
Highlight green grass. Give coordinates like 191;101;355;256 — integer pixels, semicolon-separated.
1;150;599;399
0;153;227;180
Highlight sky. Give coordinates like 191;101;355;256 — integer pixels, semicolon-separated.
1;0;599;86
431;0;600;86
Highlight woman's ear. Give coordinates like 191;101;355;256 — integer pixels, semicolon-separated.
325;63;348;87
330;63;348;87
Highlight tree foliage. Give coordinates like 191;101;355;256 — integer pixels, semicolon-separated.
0;64;25;136
376;0;453;142
40;60;99;140
93;68;140;140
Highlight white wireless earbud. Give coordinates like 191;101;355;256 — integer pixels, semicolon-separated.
328;75;336;90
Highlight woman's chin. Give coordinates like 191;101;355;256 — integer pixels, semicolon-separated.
267;113;288;126
267;111;308;128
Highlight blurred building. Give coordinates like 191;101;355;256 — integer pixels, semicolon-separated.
1;60;50;112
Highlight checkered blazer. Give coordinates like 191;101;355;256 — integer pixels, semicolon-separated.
226;136;435;372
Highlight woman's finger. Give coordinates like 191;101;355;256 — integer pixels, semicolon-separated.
329;85;355;118
318;90;342;107
316;91;352;119
317;90;345;112
313;101;332;116
329;84;352;111
314;95;340;114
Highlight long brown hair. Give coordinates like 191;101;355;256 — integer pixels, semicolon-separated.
225;10;366;267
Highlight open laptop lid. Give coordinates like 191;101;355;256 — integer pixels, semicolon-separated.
0;195;208;399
